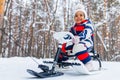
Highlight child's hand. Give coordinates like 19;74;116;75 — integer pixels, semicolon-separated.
72;36;80;44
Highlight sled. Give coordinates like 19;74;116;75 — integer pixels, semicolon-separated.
27;32;102;78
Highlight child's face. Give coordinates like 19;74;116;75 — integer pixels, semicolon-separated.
74;11;85;24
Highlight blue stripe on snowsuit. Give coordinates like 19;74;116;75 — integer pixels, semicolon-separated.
84;39;92;44
85;25;94;32
79;29;87;40
82;56;91;64
75;50;87;56
66;44;74;50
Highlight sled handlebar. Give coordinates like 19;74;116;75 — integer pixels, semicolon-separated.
53;32;74;44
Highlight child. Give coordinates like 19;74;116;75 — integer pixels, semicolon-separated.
58;4;94;71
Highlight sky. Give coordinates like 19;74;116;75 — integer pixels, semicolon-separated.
0;57;120;80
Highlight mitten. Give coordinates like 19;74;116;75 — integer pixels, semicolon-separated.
72;36;80;44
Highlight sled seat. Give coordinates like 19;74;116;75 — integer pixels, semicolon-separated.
89;52;99;57
88;47;99;59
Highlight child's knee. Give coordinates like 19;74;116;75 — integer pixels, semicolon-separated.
72;44;87;54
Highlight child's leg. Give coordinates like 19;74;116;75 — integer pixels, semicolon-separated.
72;44;91;64
72;44;94;71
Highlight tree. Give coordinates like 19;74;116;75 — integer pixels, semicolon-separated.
0;0;5;56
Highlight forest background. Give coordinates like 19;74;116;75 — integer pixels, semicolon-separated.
0;0;120;61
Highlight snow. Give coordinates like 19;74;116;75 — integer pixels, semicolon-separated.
0;57;120;80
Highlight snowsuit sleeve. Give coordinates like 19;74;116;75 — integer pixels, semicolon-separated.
78;23;94;41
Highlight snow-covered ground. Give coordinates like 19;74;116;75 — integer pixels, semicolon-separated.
0;57;120;80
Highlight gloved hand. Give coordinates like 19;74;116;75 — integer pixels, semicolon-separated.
72;36;80;44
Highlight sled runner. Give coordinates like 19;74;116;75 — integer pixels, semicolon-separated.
27;32;102;78
27;69;64;78
43;60;91;74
